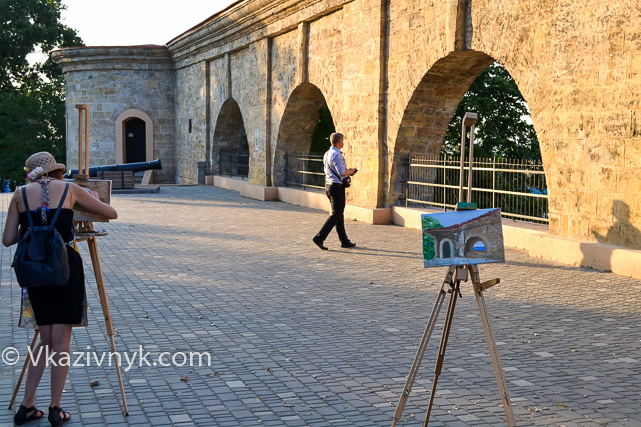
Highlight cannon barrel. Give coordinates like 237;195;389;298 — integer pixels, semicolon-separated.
65;159;162;178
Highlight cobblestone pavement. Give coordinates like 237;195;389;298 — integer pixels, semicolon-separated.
1;186;640;427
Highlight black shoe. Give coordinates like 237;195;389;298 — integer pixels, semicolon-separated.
48;406;70;427
312;237;328;250
341;241;356;248
14;405;44;425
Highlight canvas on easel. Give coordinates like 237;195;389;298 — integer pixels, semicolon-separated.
422;208;505;268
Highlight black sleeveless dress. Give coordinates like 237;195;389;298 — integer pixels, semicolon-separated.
18;209;86;325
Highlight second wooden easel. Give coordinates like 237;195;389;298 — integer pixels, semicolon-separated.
391;113;516;426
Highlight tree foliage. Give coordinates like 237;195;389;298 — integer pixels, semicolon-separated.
309;104;336;154
0;0;83;186
442;62;541;161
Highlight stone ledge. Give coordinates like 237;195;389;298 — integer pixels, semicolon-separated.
276;187;391;224
277;186;329;211
212;176;277;201
213;180;392;224
112;186;161;194
392;206;641;280
529;234;641;279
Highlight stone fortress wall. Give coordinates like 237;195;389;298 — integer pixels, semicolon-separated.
53;0;641;248
52;46;176;183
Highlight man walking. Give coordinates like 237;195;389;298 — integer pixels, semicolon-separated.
312;133;357;250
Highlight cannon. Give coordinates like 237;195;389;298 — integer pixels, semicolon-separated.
65;159;162;178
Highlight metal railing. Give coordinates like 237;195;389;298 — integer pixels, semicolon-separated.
219;150;250;179
283;153;325;189
404;154;548;223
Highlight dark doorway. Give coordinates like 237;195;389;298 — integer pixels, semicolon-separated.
442;240;452;258
125;118;146;163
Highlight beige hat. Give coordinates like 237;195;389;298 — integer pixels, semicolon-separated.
24;152;66;181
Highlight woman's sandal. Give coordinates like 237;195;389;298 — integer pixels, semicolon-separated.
47;406;71;427
13;405;44;425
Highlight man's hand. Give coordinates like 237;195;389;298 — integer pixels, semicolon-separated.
344;168;356;176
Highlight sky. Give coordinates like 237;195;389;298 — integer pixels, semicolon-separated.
60;0;240;46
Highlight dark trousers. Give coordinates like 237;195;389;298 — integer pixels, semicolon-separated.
315;183;349;243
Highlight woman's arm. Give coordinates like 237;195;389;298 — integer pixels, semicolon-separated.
70;184;118;220
2;190;21;246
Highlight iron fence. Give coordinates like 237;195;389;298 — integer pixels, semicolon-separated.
219;150;250;178
405;154;548;223
283;153;325;189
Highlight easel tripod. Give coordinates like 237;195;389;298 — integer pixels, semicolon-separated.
391;112;516;426
9;105;128;415
391;264;515;426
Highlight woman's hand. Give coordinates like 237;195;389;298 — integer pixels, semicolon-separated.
72;185;118;219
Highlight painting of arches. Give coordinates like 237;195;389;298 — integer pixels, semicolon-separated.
422;208;505;268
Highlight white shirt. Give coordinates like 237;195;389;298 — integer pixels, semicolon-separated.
324;146;346;185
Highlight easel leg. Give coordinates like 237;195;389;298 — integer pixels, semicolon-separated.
86;235;129;416
424;279;459;426
9;330;39;409
470;266;516;426
392;266;455;426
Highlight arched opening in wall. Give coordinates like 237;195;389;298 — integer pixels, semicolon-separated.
273;83;335;187
393;51;547;224
125;118;146;163
213;98;249;178
115;109;154;183
439;238;453;258
464;237;487;257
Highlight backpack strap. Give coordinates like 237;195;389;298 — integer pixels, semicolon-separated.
21;186;35;229
21;183;69;228
49;183;69;227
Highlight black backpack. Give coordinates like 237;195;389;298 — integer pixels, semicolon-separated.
12;183;70;288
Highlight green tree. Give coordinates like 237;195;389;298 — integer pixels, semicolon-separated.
0;0;83;187
309;104;336;154
442;62;540;161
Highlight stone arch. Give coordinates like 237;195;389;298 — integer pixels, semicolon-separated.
439;238;453;258
273;83;334;186
464;236;488;257
115;109;154;165
389;50;497;205
212;98;249;176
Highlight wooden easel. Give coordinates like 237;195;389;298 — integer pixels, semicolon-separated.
9;105;128;415
391;113;516;426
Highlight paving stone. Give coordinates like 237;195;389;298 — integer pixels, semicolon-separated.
2;187;641;426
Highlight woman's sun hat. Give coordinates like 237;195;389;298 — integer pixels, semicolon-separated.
24;152;66;181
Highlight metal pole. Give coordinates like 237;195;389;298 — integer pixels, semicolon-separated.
405;153;410;207
443;156;446;211
283;154;288;187
459;112;477;205
458;125;466;204
467;123;475;203
492;156;496;208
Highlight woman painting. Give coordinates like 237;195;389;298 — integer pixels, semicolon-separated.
3;152;117;427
